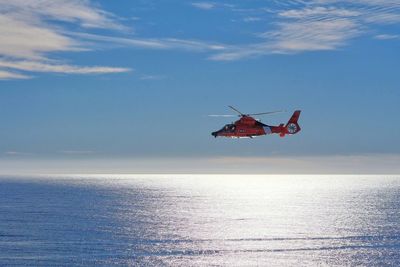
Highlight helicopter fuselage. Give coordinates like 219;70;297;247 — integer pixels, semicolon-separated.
211;111;301;138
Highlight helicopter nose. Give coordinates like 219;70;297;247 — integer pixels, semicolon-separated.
211;132;218;138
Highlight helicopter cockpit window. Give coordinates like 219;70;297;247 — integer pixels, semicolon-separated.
223;124;236;133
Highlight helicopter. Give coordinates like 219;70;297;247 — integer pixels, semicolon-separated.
211;106;301;138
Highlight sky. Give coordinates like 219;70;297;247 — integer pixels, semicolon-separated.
0;0;399;174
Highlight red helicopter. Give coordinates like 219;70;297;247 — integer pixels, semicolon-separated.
211;106;301;138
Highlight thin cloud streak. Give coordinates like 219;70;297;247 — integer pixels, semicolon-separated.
191;2;216;10
0;61;131;75
74;32;227;52
0;70;30;80
0;0;130;80
374;34;400;40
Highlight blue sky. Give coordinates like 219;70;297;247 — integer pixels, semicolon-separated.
0;0;399;173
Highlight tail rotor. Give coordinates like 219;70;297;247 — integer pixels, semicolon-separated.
279;110;301;137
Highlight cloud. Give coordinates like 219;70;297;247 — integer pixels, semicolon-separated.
0;0;126;30
374;34;400;40
191;2;235;11
209;1;400;60
264;18;361;52
0;14;77;61
243;17;262;22
162;38;227;51
74;32;227;52
191;2;216;10
0;70;30;80
278;6;361;18
0;60;130;75
0;0;130;80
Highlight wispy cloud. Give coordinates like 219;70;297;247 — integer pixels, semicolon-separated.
209;0;400;60
263;18;361;52
374;34;400;40
278;6;361;18
191;2;216;10
0;0;131;80
0;60;130;75
191;2;235;11
0;0;126;30
243;17;263;23
0;70;30;80
74;32;227;53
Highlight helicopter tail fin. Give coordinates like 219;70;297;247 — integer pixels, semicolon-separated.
285;110;301;135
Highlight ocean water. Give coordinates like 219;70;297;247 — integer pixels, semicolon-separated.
0;175;399;266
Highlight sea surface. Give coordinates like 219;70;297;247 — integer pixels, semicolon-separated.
0;175;399;266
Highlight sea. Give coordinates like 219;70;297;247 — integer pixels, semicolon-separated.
0;175;399;266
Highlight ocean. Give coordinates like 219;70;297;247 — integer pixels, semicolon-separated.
0;175;399;266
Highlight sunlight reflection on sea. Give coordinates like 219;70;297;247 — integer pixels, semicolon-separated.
0;175;399;266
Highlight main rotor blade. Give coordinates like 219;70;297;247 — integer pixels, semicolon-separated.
208;114;237;117
248;110;286;116
228;105;244;116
